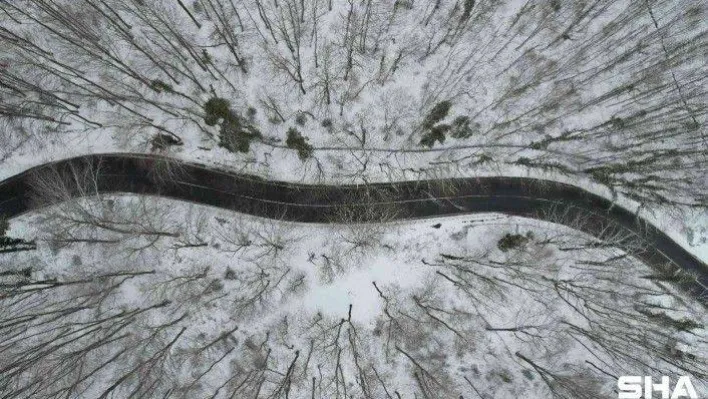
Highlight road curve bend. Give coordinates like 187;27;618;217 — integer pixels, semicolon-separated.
1;154;706;303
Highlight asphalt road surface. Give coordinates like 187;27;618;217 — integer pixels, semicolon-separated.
1;154;706;303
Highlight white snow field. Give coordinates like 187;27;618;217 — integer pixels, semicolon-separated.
1;194;706;398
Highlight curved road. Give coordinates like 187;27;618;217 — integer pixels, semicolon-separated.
1;154;706;303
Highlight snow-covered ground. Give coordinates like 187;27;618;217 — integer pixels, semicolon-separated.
2;196;706;398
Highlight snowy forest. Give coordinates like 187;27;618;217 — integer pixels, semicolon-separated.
0;0;706;398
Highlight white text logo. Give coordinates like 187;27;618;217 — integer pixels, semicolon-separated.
617;376;698;399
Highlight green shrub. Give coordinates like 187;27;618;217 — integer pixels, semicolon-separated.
247;107;257;120
286;127;314;161
393;0;414;10
321;118;333;133
418;100;456;148
295;113;307;126
204;97;231;126
204;279;224;294
150;79;173;93
476;154;493;164
608;116;625;129
450;116;476;138
201;49;212;64
204;97;263;153
219;117;261;153
420;124;449;148
224;267;237;280
498;370;513;383
422;100;452;130
497;233;530;252
150;133;182;152
684;120;700;131
204;114;218;126
461;0;475;21
204;97;230;118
